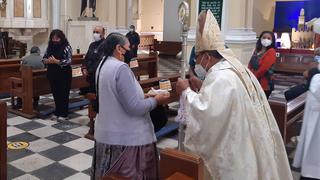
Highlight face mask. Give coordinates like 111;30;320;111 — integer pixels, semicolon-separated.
123;48;133;64
93;33;101;42
194;56;208;80
314;55;320;63
130;28;134;32
261;38;272;47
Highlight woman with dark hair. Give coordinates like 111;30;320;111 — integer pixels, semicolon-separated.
43;29;72;121
91;33;169;180
249;31;276;99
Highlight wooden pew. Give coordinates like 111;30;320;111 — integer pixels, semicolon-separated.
269;93;306;143
85;74;181;140
0;59;21;94
151;40;182;56
275;49;314;74
0;101;7;180
8;65;89;118
160;148;204;180
132;53;158;78
0;55;85;94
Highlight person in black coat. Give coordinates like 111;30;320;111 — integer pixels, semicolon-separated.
82;26;105;93
125;25;140;58
43;29;72;121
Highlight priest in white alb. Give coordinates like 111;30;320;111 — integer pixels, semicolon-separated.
175;10;293;180
293;71;320;180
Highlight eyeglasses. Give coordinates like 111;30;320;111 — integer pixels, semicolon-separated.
93;31;100;34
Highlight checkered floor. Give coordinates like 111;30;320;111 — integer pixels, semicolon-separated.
4;56;302;180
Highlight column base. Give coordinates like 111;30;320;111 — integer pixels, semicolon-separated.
225;28;257;66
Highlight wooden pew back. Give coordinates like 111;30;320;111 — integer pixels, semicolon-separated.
0;101;7;180
0;60;21;93
269;93;306;143
0;55;85;94
160;148;204;180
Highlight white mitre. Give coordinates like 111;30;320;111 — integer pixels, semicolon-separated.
195;9;237;65
195;9;225;52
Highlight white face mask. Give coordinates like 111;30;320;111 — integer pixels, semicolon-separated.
194;56;208;80
261;38;272;47
93;33;101;42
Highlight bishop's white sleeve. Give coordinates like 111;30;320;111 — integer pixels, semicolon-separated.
309;74;320;102
182;73;236;136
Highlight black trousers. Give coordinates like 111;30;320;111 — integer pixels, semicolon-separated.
132;47;138;58
47;65;72;117
88;73;96;93
264;90;272;99
16;97;39;108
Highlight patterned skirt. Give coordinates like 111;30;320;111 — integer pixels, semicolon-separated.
91;141;159;180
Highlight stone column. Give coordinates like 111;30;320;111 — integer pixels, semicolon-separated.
127;0;133;27
51;0;61;29
26;0;33;19
41;0;48;19
224;0;256;65
6;0;13;18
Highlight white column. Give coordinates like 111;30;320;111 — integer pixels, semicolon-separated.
26;0;33;18
6;0;14;18
41;0;48;19
163;0;183;41
224;0;256;65
51;0;61;29
127;0;132;27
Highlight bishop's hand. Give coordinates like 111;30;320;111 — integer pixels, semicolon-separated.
189;76;202;92
176;78;190;96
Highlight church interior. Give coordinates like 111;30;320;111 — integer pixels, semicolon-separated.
1;0;320;179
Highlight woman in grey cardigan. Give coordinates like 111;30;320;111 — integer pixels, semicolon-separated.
91;33;170;180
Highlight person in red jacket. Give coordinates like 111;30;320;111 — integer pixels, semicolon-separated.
249;31;276;99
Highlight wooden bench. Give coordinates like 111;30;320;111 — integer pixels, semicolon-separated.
0;55;85;94
85;74;181;140
132;54;158;78
151;40;182;56
8;65;89;118
269;93;306;143
0;59;21;94
275;48;314;74
0;101;7;180
160;148;204;180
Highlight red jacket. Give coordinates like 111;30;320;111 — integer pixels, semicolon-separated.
249;48;276;90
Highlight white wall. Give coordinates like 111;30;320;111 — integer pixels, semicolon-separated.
140;0;164;32
163;0;183;42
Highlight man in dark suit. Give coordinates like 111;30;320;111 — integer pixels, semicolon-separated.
126;25;140;58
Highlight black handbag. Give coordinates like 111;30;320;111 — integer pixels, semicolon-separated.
150;105;168;132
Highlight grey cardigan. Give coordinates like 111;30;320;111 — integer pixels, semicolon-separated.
94;56;157;146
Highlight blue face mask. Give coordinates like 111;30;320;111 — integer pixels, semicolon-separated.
315;55;320;63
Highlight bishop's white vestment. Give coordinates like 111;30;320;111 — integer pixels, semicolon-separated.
293;74;320;179
181;60;293;180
